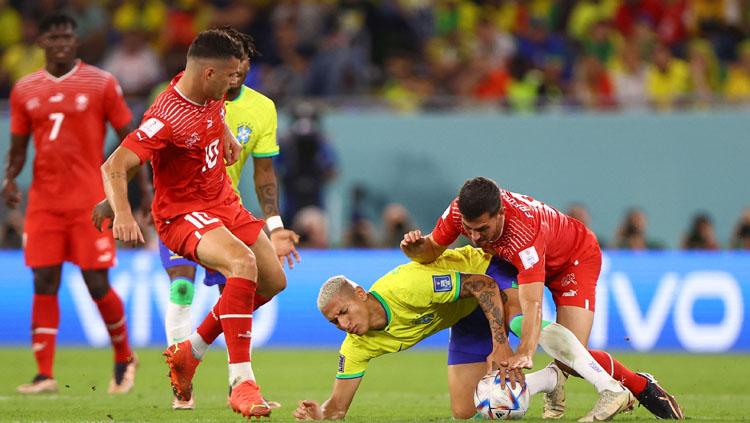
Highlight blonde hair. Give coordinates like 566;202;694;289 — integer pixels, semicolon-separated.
317;275;358;311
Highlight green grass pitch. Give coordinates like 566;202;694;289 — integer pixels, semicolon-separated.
1;348;749;422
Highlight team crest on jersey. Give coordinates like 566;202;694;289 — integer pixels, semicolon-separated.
75;93;89;111
26;97;40;111
186;132;200;148
412;313;435;325
49;92;64;103
433;275;453;292
338;355;346;373
237;124;252;144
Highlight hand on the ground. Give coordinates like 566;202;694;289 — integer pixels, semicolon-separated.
293;400;323;420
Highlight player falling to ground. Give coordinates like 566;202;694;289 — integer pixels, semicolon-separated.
100;30;281;418
92;26;299;411
401;177;684;420
2;13;142;395
293;247;634;421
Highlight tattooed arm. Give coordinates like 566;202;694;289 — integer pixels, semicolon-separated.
459;273;523;387
101;146;144;244
253;156;300;268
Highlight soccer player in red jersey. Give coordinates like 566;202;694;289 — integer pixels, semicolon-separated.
100;30;286;418
2;14;139;395
401;177;684;420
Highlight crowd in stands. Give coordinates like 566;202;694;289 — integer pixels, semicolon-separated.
4;1;750;112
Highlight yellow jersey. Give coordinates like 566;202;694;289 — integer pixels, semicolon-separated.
224;85;279;199
336;246;493;379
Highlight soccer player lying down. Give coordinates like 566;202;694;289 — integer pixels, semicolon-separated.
292;246;636;422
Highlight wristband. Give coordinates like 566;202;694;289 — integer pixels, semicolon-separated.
266;215;284;232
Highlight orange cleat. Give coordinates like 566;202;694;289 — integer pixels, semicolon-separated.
229;380;272;419
163;340;201;401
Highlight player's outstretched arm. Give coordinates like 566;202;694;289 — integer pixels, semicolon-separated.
2;134;30;208
509;282;545;370
253;156;300;268
459;273;522;388
101;146;144;244
400;230;447;264
293;377;362;420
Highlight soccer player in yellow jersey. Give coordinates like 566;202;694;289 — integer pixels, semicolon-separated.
293;247;642;421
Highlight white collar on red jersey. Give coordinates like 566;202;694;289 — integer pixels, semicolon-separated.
173;84;207;106
43;60;81;83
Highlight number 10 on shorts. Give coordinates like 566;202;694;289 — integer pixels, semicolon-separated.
184;212;219;229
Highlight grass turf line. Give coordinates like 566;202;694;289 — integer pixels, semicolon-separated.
1;348;749;422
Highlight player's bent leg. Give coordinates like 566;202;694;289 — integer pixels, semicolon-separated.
18;266;63;394
448;362;486;419
165;265;197;345
81;269;137;394
249;231;287;310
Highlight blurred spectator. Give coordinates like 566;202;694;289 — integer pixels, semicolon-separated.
344;185;376;248
102;29;163;99
277;102;337;224
0;208;23;249
381;203;414;248
612;43;648;109
568;0;618;40
382;53;434;112
583;20;617;65
656;0;688;49
614;0;663;38
612;208;665;250
574;54;615;109
0;0;21;51
64;0;107;63
159;0;212;53
687;39;721;106
731;208;750;249
645;42;689;110
724;40;750;102
0;17;44;95
681;213;720;250
292;206;329;249
112;0;167;38
567;202;607;245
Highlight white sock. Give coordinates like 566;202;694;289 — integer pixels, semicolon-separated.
228;362;256;387
188;332;209;360
539;323;624;393
165;303;192;344
526;366;559;395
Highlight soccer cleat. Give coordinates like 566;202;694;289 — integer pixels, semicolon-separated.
172;394;195;410
226;385;281;409
163;340;201;402
108;353;139;394
17;375;58;394
229;380;272;418
543;362;568;419
635;372;685;420
578;389;635;422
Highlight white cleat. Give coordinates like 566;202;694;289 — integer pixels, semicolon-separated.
543;362;568;419
17;377;58;394
172;394;195;410
578;389;635;422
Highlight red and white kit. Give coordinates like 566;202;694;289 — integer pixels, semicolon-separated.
432;190;600;311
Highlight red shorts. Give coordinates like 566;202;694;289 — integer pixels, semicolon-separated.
24;208;116;269
547;247;601;312
155;199;264;263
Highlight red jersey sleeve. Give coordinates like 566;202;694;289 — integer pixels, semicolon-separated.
103;75;133;130
121;117;171;164
9;86;31;136
510;235;547;284
431;201;461;246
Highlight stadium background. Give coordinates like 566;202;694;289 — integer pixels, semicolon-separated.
0;1;749;420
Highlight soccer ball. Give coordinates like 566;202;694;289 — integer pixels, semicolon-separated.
473;371;530;420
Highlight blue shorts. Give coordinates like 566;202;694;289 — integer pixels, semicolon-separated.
447;257;517;365
158;239;226;286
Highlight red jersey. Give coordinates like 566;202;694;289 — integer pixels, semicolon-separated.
121;73;237;221
9;61;133;213
432;190;598;285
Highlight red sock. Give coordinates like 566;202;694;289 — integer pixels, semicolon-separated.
196;298;223;344
31;294;59;378
253;293;271;311
95;288;132;363
588;349;648;395
219;277;256;364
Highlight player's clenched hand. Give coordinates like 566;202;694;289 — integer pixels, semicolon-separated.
224;136;242;166
270;229;301;269
91;199;115;232
2;179;22;208
293;400;323;420
112;213;145;245
400;229;425;251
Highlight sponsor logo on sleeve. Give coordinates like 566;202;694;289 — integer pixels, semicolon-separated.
338;354;346;373
138;117;165;138
433;274;453;292
519;246;539;270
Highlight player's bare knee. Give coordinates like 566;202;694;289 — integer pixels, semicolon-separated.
226;250;257;278
32;267;61;295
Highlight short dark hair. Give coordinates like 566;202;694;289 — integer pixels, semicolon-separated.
457;177;502;220
39;13;77;34
187;29;244;60
214;26;258;61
